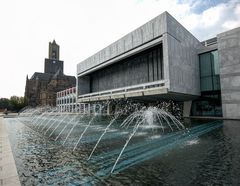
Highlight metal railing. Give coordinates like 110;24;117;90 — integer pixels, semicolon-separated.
78;79;168;99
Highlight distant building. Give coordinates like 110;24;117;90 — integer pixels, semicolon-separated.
25;40;76;106
56;87;77;112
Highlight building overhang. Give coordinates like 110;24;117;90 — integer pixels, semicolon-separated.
77;79;199;103
78;80;167;102
77;37;163;76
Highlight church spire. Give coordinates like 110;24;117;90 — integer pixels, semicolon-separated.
48;40;59;60
45;40;63;74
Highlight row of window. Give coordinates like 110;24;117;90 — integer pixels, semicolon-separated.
90;44;163;92
57;98;76;105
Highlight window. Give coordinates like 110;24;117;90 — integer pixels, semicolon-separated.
192;50;222;117
199;50;220;92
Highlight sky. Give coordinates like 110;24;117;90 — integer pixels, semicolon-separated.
0;0;239;98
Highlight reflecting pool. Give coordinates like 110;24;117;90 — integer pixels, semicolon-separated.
5;115;240;185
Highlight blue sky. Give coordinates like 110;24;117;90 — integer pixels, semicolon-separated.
177;0;230;13
0;0;239;98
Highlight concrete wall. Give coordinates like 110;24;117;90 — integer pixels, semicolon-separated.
77;12;167;75
165;13;201;96
77;11;202;99
218;27;240;119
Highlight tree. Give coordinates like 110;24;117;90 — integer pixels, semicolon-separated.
0;96;28;112
0;98;11;110
9;96;28;112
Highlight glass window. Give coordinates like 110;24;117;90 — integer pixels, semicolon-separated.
213;76;220;90
196;50;222;117
199;50;220;92
201;77;213;91
191;92;222;117
200;53;212;77
211;50;220;75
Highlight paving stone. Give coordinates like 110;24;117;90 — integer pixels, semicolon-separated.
0;118;21;186
0;176;21;186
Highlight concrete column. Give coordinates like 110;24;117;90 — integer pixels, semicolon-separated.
107;104;110;115
183;101;192;117
82;103;85;114
93;104;96;115
88;104;90;114
98;104;102;114
80;104;84;113
78;103;81;113
60;98;63;112
107;103;115;115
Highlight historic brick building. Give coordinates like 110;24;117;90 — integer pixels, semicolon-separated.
25;40;76;106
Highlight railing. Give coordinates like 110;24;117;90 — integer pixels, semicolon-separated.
78;79;168;99
201;37;217;47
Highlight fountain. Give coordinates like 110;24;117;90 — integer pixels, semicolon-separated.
18;102;184;172
10;100;227;184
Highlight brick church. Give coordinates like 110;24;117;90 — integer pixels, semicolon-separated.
25;40;76;106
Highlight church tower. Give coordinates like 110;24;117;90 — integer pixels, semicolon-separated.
49;40;59;60
24;40;76;107
44;40;64;74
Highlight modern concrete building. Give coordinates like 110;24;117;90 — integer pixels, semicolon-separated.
218;28;240;119
76;11;240;119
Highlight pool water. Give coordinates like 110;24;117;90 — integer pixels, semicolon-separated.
5;117;240;185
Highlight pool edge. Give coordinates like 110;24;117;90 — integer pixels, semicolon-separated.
0;117;21;186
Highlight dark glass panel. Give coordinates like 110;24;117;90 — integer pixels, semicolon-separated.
213;75;221;90
211;50;220;75
201;76;213;91
200;53;212;77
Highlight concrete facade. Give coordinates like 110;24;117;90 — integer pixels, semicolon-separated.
76;11;240;119
77;12;201;102
165;14;201;95
218;27;240;119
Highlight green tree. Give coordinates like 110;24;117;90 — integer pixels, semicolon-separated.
9;96;28;112
0;96;28;112
0;98;11;110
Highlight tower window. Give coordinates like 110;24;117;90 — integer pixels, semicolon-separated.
52;51;56;59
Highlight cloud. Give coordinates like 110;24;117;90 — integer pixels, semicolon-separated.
178;0;240;40
130;0;240;40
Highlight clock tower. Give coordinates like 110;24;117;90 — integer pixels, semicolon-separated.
44;40;63;74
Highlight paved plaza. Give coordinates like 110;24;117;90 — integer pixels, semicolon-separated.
0;117;21;186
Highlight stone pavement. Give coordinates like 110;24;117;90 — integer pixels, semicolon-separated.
0;117;21;186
